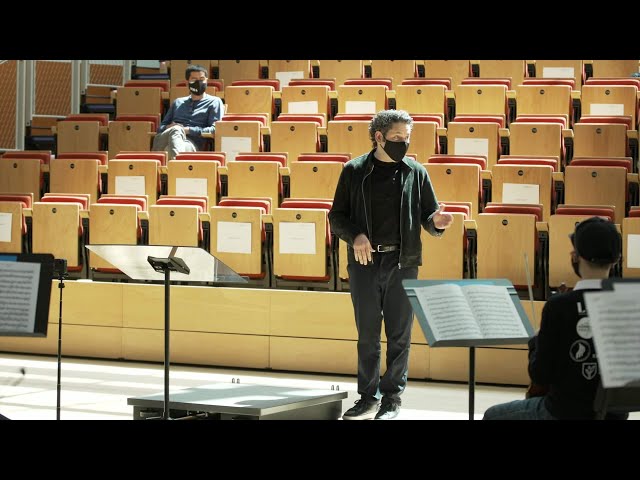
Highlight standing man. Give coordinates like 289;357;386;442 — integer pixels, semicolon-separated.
329;109;453;420
152;64;224;160
483;217;627;420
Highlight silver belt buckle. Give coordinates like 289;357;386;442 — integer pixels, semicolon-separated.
377;245;385;252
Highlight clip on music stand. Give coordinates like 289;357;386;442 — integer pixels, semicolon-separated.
86;245;247;420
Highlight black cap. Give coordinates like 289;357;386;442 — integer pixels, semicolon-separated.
570;216;622;264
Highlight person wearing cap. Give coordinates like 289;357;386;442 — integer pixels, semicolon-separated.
329;110;453;420
483;216;627;420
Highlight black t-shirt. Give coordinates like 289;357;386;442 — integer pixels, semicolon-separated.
370;157;402;245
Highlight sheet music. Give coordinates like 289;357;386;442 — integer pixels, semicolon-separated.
217;221;252;254
176;178;207;196
345;101;376;114
462;285;529;338
627;234;640;268
584;289;640;388
0;261;40;334
590;103;624;116
413;284;483;341
220;136;252;162
115;176;146;195
0;212;12;242
454;138;489;158
542;67;574;78
502;183;540;204
279;222;316;254
287;101;319;114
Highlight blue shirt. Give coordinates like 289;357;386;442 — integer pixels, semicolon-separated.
158;93;224;150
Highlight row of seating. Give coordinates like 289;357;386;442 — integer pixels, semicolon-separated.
1;191;638;299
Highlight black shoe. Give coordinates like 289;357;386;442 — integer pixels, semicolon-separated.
375;398;400;420
342;398;380;420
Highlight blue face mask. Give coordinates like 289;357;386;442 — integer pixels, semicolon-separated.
382;139;409;162
188;80;207;95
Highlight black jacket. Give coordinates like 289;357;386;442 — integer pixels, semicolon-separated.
529;287;628;420
328;150;443;268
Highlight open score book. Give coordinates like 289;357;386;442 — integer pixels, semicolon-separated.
412;283;532;347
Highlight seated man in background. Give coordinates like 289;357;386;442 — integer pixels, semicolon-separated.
483;217;627;420
152;63;224;159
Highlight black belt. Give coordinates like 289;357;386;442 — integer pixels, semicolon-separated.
373;244;400;253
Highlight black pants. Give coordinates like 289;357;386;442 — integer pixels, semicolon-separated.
347;250;418;403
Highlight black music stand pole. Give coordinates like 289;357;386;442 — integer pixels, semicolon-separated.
147;248;190;420
469;346;475;421
54;259;68;421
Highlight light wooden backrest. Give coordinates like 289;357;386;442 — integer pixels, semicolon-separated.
491;164;554;221
317;60;363;87
226;161;279;207
455;84;508;116
223;86;274;126
394;84;447;117
273;207;327;278
590;60;639;79
327;120;371;158
217;60;262;85
473;60;526;87
0;158;41;201
572;123;628;158
622;214;640;278
169;85;190;104
370;60;417;89
56;121;101;153
476;212;538;287
446;121;500;170
107;120;155;159
107;159;159;206
149;205;200;247
167;160;218;207
337;85;387;115
564;165;628;224
424;60;470;92
32;202;81;267
281;85;330;117
270;121;319;165
116;87;163;116
408;122;439;164
508;122;563;159
581;85;638;129
424;163;482;218
214;121;262;161
0;201;23;253
49;158;100;205
267;60;311;87
289;161;343;199
515;85;573;119
419;211;468;280
210;205;264;277
88;203;140;270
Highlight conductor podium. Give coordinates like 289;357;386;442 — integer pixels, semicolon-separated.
87;245;347;420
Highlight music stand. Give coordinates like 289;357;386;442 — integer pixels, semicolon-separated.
0;253;55;420
402;278;534;420
585;278;640;420
86;245;247;420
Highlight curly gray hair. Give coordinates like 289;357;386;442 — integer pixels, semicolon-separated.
368;110;413;149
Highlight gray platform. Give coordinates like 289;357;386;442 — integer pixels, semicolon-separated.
127;383;348;420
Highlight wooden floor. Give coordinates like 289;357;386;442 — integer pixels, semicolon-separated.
1;352;637;421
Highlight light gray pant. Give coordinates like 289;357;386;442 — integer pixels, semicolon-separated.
152;125;197;160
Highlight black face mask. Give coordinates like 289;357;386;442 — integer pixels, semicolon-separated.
382;139;409;163
188;80;207;96
571;255;582;278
